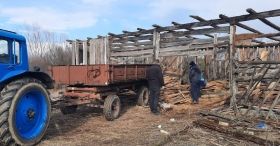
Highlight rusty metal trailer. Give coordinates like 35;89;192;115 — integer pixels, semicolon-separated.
49;64;151;120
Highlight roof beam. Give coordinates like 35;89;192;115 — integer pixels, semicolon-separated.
172;21;213;38
247;8;280;31
192;15;265;44
111;9;280;39
219;14;280;42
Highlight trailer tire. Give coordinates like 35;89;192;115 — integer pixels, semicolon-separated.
60;105;78;115
0;78;51;146
103;95;121;121
137;86;149;106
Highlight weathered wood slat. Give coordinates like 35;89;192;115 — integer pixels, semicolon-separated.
111;45;153;51
236;32;280;41
236;42;280;48
159;50;213;57
161;40;228;48
160;26;230;38
111;41;152;47
112;35;153;42
110;49;153;57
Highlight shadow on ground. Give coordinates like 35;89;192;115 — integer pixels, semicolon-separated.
44;94;138;141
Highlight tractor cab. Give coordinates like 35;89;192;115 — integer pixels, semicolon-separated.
0;29;53;146
0;29;29;83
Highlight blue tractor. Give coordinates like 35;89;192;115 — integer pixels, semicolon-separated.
0;29;53;146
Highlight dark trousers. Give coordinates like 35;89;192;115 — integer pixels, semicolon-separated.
190;83;201;102
149;88;160;113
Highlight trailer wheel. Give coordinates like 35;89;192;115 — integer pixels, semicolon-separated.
137;86;149;106
60;105;78;115
103;95;121;121
0;78;51;146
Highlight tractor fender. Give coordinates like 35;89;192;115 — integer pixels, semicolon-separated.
0;71;54;89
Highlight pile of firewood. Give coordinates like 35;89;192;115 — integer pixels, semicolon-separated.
161;75;229;105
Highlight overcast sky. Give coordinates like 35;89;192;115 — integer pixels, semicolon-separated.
1;0;280;39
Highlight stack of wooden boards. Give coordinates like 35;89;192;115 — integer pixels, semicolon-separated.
161;75;229;105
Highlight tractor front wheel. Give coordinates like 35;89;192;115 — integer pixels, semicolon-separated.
0;78;51;146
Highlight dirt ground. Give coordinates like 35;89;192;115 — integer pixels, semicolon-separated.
39;98;257;146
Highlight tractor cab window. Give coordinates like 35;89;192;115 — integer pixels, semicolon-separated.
0;39;9;63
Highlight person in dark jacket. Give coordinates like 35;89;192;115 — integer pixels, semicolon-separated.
189;61;202;104
146;60;164;115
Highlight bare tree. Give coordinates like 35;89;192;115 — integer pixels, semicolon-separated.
24;25;71;72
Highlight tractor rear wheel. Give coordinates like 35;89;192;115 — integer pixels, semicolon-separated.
60;105;78;115
0;78;51;146
103;95;121;121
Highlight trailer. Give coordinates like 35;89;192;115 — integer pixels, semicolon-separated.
49;64;151;120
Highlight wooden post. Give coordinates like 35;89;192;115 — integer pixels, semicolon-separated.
229;25;237;110
82;41;88;65
153;29;160;61
213;34;218;80
71;41;76;65
204;54;208;79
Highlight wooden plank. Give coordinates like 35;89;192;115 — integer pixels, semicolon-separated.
236;42;280;48
153;30;160;60
160;36;229;44
159;50;213;57
160;26;230;38
160;37;194;43
111;45;153;51
111;41;152;47
235;33;260;41
110;49;153;57
112;35;153;42
229;25;237;111
160;45;193;53
213;34;218;80
236;32;280;41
